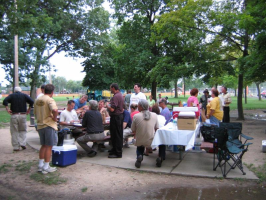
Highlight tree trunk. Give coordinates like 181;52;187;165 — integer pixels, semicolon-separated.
174;79;178;98
183;77;185;97
244;85;247;104
151;81;157;102
256;82;261;101
29;50;44;99
237;74;244;120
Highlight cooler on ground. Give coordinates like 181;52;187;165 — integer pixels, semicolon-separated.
52;145;77;167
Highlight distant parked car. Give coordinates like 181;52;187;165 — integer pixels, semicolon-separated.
261;90;266;98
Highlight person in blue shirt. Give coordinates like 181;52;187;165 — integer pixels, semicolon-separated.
73;95;88;116
123;105;133;148
157;98;172;167
159;98;171;125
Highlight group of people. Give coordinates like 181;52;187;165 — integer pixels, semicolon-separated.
3;82;232;173
187;86;232;126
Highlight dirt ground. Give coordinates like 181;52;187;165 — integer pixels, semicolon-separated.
0;110;266;200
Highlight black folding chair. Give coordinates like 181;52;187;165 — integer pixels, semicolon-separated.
213;127;228;177
214;122;253;177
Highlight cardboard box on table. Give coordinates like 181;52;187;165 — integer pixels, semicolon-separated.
52;145;77;167
178;111;197;130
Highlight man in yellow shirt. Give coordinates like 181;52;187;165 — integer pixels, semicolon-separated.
34;84;58;174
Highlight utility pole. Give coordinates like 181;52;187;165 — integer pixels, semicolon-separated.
14;0;19;89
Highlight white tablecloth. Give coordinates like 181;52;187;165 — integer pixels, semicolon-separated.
151;122;200;151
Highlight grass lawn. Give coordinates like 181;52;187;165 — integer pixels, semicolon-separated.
167;96;266;110
1;96;265;126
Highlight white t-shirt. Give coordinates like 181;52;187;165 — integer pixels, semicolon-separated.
157;115;166;128
36;93;44;99
60;109;79;129
130;92;146;107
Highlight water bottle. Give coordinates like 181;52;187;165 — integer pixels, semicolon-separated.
173;118;177;130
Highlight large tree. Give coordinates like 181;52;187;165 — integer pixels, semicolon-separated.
109;0;171;99
0;0;109;99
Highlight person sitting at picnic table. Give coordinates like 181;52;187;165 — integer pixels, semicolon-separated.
122;105;132;148
152;104;166;128
147;95;155;111
131;99;159;168
127;103;139;145
73;95;88;116
130;104;139;120
206;88;223;126
159;98;171;125
59;100;83;140
156;98;172;167
98;100;109;117
77;100;105;157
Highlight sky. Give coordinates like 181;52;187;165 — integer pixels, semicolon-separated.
0;53;86;87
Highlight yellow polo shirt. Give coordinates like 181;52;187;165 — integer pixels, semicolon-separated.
34;95;58;130
207;97;223;121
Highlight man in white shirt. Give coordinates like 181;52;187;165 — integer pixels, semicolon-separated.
36;84;45;99
59;100;82;139
221;86;232;123
129;83;146;109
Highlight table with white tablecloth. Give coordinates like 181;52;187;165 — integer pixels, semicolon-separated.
151;122;200;159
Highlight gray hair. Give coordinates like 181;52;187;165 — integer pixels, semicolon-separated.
89;100;98;110
14;87;22;92
138;99;150;120
81;94;88;100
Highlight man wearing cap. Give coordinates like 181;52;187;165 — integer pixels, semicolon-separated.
3;87;34;151
200;89;210;115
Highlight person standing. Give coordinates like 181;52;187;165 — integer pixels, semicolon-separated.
124;90;131;108
106;83;124;158
200;89;210;114
147;95;155;111
36;84;45;99
206;88;223;126
221;86;232;123
3;87;34;151
129;83;146;109
34;84;58;174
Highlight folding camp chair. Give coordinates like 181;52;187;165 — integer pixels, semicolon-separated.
212;127;228;177
214;122;253;177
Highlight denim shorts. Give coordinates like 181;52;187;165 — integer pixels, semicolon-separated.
38;126;58;146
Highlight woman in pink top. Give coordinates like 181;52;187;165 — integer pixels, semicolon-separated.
130;104;139;120
187;88;199;110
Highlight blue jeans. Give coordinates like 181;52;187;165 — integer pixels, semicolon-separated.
209;116;220;127
136;146;145;158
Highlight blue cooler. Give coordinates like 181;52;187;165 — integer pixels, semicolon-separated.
52;145;77;167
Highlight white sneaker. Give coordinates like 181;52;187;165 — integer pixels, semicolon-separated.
42;166;57;174
38;166;43;172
